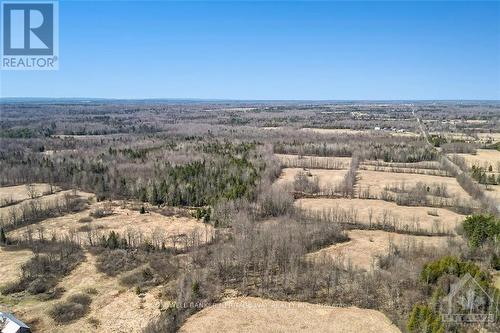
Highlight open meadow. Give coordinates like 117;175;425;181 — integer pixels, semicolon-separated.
180;297;402;333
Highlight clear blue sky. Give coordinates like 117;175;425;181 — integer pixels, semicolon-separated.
1;0;499;100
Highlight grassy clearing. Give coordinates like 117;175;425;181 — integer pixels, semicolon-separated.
8;201;214;249
275;154;351;169
307;229;451;271
484;184;500;201
0;247;33;287
1;251;163;333
356;170;473;201
179;296;401;333
477;132;500;143
451;149;500;171
0;190;94;226
301;127;419;138
275;168;347;193
296;198;464;234
0;183;59;207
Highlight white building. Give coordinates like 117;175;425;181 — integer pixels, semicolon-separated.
0;312;31;333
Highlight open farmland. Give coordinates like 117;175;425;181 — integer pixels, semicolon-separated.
484;184;500;201
477;132;500;143
359;160;449;176
307;229;451;271
355;170;476;208
180;297;401;333
7;202;214;249
0;183;59;206
450;149;500;171
429;131;476;142
301;128;369;135
275;154;351;169
0;248;33;287
296;198;464;234
301;127;419;138
356;170;470;198
275;168;347;193
0;252;163;333
1;101;499;333
0;189;95;228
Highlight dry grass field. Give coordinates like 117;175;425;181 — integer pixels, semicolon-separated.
7;202;214;249
484;184;500;201
179;296;401;333
361;160;441;169
301;127;419;138
0;189;94;224
307;230;451;271
359;160;448;176
356;170;473;200
0;183;60;204
40;149;77;156
429;131;476;142
0;248;33;287
477;132;500;143
451;149;500;171
53;134;120;139
301;128;368;135
0;252;162;333
359;164;449;176
275;168;347;192
296;198;464;234
275;154;351;169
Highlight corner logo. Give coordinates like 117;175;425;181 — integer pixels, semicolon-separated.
1;0;58;70
441;273;498;324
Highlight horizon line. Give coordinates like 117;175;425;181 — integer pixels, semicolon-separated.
2;97;500;103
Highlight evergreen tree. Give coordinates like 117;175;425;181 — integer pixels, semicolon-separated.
0;227;7;244
106;231;119;249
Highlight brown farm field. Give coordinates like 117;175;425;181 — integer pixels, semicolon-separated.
7;202;214;249
450;149;500;171
477;132;500;143
296;198;465;234
307;229;451;271
356;170;474;202
275;168;347;192
0;189;94;226
358;164;450;176
180;296;401;333
485;184;500;201
0;183;60;206
361;160;442;169
301;127;419;138
0;252;163;333
429;131;475;142
301;128;368;135
359;160;449;176
275;153;351;169
0;248;33;287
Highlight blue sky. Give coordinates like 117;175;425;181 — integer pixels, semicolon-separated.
1;0;499;100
